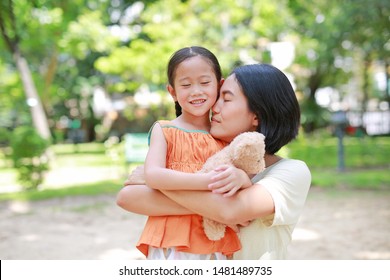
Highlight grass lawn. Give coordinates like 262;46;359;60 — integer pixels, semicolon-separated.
0;135;389;201
281;135;390;190
0;179;123;201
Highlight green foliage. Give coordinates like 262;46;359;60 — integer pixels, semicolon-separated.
288;0;352;98
1;0;389;144
0;127;10;145
282;132;390;170
283;134;390;169
59;11;120;59
279;134;390;190
312;169;390;190
10;126;50;191
300;98;331;132
0;180;122;202
95;0;292;92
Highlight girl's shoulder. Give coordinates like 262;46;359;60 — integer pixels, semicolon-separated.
150;120;218;147
148;120;174;135
156;120;173;127
154;120;211;134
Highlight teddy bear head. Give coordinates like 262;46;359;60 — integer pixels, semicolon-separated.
230;132;266;174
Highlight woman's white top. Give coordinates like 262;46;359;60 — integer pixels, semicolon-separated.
233;158;311;260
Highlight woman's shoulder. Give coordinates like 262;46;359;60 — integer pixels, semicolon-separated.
276;158;310;171
270;158;311;187
252;158;311;185
271;158;310;177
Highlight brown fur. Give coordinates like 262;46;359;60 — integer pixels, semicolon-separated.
199;132;266;240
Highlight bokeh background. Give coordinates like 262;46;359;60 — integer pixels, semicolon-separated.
0;0;389;260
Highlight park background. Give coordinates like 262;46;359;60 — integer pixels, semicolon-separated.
0;0;389;260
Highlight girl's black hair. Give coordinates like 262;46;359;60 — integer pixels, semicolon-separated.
167;46;222;117
231;64;301;154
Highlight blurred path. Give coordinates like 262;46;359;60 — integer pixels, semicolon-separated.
1;187;389;260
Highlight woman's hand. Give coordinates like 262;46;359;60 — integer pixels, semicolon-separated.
207;164;252;197
124;165;146;186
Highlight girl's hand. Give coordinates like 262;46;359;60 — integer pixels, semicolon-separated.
124;165;146;186
207;164;252;197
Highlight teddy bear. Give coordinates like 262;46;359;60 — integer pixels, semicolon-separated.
198;131;266;241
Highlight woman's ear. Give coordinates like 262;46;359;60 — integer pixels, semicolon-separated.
167;84;177;101
252;115;259;128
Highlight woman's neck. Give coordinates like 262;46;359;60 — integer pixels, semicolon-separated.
264;154;282;168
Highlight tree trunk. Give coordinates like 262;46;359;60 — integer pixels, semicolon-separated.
362;54;372;113
13;49;51;140
385;59;390;103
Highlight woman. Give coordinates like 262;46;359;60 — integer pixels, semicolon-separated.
117;63;311;259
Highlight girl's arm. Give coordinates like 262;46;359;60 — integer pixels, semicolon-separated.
116;185;193;216
144;124;213;191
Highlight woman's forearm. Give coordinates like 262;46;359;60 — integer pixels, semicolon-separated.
116;185;193;216
161;189;240;224
161;184;275;225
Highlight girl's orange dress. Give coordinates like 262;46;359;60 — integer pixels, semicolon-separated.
136;121;241;257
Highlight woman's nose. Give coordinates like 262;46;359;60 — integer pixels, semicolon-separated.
212;98;221;113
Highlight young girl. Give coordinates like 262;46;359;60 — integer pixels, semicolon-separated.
136;46;241;260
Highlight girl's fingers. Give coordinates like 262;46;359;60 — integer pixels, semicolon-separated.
222;186;240;197
213;164;231;172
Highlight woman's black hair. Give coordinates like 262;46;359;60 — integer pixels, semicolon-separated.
167;46;222;117
231;64;301;154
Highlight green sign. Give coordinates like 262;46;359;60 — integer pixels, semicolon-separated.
124;133;149;163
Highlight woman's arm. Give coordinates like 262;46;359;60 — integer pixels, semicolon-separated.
144;124;212;191
161;183;275;225
116;182;274;224
116;185;193;216
120;164;270;222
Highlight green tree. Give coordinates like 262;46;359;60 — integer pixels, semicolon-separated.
93;0;294;130
10;126;50;191
341;0;390;107
0;0;119;141
288;0;390;132
0;0;51;139
53;10;121;141
287;0;352;132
